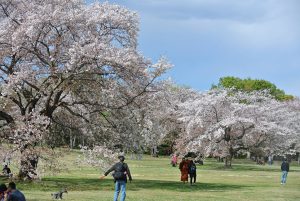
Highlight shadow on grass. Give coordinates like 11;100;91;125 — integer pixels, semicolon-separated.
16;177;246;193
128;179;245;192
202;163;300;173
0;176;9;184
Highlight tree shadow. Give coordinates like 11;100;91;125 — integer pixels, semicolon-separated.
0;176;11;183
204;163;300;173
128;179;246;192
19;177;246;193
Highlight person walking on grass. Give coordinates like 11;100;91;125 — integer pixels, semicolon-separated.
171;154;177;167
268;155;273;165
188;160;197;185
100;155;132;201
281;158;289;185
179;158;189;184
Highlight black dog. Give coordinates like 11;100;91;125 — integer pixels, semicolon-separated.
51;188;68;200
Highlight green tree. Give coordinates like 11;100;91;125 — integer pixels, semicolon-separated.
213;76;293;101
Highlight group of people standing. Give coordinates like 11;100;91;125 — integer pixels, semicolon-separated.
174;155;290;186
171;154;197;185
179;158;197;185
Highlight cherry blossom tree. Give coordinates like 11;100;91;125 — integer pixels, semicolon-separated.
177;89;298;167
0;0;170;179
275;98;300;162
85;81;193;157
86;81;194;157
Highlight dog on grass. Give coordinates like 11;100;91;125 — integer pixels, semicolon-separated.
51;188;68;200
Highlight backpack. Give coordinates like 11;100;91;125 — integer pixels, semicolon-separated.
189;164;196;174
113;162;126;180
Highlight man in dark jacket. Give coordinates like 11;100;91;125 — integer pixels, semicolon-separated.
281;158;289;185
101;156;132;201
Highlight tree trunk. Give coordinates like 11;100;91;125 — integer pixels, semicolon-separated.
225;157;228;167
246;152;251;159
69;129;76;149
72;136;76;148
69;128;73;149
18;148;39;180
218;157;224;162
69;135;73;149
224;156;232;168
151;145;158;157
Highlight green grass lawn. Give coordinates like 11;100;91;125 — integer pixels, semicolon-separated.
1;151;300;201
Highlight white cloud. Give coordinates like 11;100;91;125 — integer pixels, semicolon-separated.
130;0;300;48
106;0;300;96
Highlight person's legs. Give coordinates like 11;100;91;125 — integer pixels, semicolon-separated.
120;180;127;201
283;171;288;184
189;174;192;185
281;171;284;184
114;181;121;201
194;173;196;183
281;171;288;184
184;173;188;184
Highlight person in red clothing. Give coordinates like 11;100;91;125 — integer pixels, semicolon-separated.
179;158;189;183
171;154;178;167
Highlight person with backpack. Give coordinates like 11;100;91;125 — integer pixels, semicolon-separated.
281;158;289;185
101;155;132;201
188;160;197;185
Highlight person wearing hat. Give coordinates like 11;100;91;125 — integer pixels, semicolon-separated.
100;155;132;201
0;183;7;201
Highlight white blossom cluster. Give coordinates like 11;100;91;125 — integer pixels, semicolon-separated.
79;145;119;170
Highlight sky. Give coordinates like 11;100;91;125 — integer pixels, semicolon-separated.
89;0;300;96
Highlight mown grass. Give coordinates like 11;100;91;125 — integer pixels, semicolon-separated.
1;151;300;201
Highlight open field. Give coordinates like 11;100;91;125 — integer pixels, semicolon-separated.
1;151;300;201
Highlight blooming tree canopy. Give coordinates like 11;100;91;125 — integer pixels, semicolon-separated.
0;0;170;178
177;89;298;166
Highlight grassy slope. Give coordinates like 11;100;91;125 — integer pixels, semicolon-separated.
1;151;300;201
